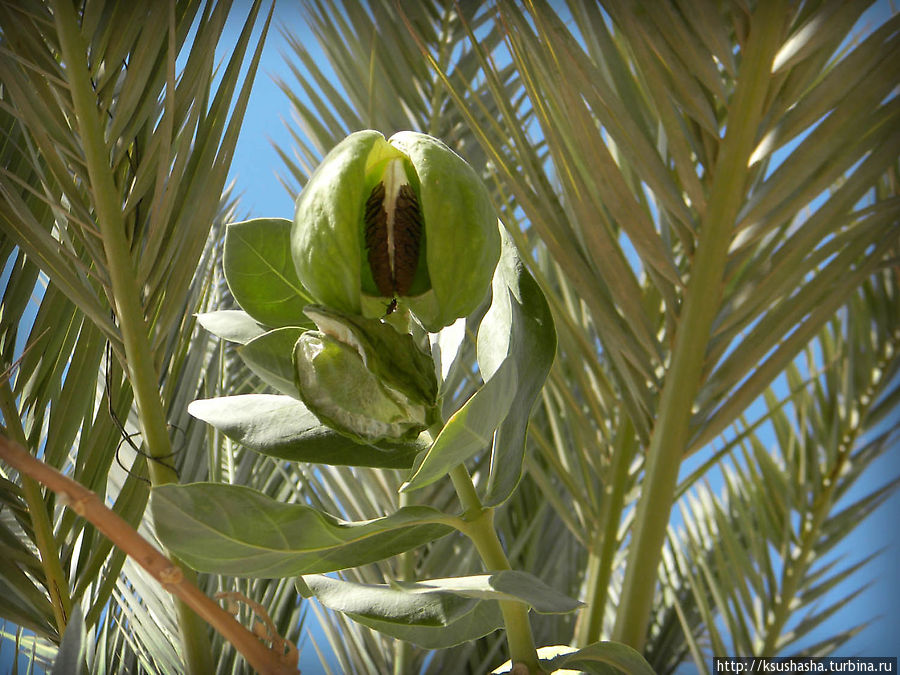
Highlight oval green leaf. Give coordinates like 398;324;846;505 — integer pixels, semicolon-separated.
390;570;581;614
429;316;467;387
197;310;268;344
223;218;313;327
400;358;517;493
543;641;657;675
463;570;582;614
476;226;556;506
297;574;503;649
188;395;423;468
239;327;306;396
152;482;452;577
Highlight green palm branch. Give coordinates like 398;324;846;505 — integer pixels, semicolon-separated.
0;0;279;671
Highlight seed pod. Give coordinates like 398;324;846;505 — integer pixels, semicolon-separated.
291;130;499;332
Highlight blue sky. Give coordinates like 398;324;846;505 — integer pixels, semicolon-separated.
222;2;306;221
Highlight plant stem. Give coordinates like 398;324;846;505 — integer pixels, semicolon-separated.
52;2;213;671
611;0;788;651
449;463;482;515
0;382;72;635
449;464;541;674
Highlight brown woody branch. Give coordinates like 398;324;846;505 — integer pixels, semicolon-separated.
0;435;299;675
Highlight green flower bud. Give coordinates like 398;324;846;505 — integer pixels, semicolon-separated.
293;306;441;444
291;130;499;332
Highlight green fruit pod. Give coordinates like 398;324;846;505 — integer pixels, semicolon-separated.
291;130;499;331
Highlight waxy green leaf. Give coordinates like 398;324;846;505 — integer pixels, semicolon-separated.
152;483;452;577
389;570;582;614
297;574;503;649
197;310;268;344
429;316;467;386
477;227;556;505
188;395;423;468
298;570;579;649
223;218;313;327
401;357;517;492
543;641;656;675
239;326;306;396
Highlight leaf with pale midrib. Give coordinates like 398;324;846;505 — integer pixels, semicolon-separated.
223;218;313;328
153;482;453;577
188;395;423;468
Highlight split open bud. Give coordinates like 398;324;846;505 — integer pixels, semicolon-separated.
291;130;499;332
293;306;441;444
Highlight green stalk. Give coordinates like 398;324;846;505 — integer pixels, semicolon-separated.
0;382;72;635
52;2;213;671
450;464;541;674
574;418;635;646
612;0;788;651
448;463;482;515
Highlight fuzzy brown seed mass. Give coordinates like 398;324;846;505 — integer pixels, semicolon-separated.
364;181;423;298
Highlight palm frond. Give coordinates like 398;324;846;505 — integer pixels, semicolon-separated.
275;0;506;194
662;269;899;670
1;0;276;670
